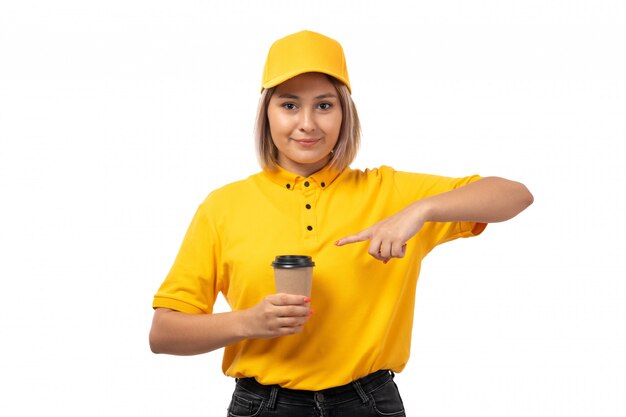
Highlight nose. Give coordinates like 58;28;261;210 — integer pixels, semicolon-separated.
299;107;316;133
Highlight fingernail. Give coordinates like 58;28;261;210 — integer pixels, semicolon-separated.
383;260;389;264
334;240;340;246
304;297;311;303
309;309;314;315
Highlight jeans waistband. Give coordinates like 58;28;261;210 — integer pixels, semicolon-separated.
235;369;393;408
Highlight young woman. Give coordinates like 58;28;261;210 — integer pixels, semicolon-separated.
149;30;533;416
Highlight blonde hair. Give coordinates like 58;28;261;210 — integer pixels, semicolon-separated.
254;76;361;172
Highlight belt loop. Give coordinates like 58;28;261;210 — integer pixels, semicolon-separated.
351;380;370;404
267;385;279;410
390;370;395;379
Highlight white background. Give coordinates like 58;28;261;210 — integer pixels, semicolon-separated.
1;1;624;416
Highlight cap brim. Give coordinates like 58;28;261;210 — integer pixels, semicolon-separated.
261;68;351;93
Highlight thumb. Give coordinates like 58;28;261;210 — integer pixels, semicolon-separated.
335;229;371;246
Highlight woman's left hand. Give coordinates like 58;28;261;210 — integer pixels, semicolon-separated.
334;177;534;263
335;202;426;263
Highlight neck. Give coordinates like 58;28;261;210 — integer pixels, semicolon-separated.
277;156;331;177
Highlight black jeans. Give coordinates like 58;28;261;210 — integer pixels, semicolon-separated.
226;369;406;417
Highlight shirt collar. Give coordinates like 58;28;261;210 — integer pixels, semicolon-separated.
262;163;343;191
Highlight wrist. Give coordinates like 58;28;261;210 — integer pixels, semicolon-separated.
410;198;433;223
234;308;254;340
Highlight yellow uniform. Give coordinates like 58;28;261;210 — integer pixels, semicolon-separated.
152;165;486;390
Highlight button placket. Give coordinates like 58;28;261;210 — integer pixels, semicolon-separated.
301;181;317;239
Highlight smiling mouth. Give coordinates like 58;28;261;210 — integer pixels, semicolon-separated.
292;138;321;147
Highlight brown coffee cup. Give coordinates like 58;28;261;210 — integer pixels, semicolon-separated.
271;255;315;301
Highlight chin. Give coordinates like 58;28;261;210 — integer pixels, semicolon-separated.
294;155;328;165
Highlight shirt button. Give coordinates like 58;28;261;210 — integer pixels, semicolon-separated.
304;181;310;187
321;182;325;187
305;204;311;209
307;225;313;231
286;184;291;189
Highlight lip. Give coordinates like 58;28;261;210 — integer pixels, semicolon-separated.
292;138;321;147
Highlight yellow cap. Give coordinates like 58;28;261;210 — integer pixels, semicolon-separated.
261;30;351;93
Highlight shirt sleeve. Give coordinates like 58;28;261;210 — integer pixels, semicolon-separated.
152;198;222;314
389;167;487;255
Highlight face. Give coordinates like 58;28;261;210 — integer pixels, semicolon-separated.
267;72;342;177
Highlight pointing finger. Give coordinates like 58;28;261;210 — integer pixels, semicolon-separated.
335;229;371;246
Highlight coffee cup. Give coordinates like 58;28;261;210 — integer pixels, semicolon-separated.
271;255;315;302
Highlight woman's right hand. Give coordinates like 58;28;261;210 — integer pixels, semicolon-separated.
242;294;313;339
149;294;312;356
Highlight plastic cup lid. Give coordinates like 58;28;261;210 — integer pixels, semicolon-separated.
271;255;315;268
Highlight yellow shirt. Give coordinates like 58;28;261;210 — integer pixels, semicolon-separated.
152;165;486;390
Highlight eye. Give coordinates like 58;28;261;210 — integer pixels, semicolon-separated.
318;102;332;111
281;102;297;110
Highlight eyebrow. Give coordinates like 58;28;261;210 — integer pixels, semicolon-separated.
276;93;338;100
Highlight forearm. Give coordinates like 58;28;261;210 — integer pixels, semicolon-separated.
149;308;248;356
149;294;311;355
418;176;533;223
335;177;533;260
